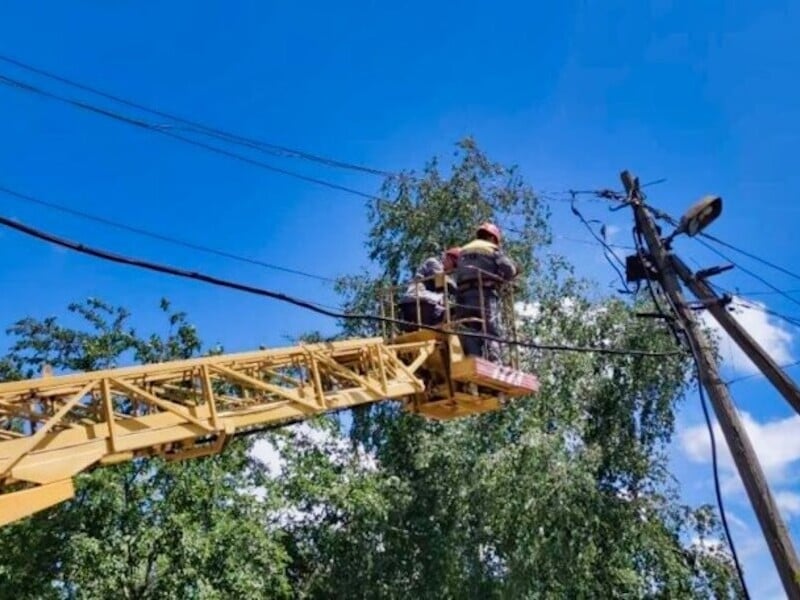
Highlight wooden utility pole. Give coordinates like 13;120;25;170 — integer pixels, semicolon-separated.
623;171;800;599
672;255;800;416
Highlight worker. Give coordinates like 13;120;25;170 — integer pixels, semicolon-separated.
397;255;448;332
454;222;518;362
443;246;461;274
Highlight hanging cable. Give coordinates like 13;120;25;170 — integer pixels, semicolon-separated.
646;253;750;597
627;198;749;594
690;345;751;599
701;232;800;283
0;73;387;203
726;359;800;386
0;213;682;358
695;237;800;311
0;53;392;177
0;184;336;283
631;225;684;347
569;194;631;293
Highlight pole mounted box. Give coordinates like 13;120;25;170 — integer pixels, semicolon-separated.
625;253;660;283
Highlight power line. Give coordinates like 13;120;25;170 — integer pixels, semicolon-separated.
641;246;749;595
553;235;636;251
702;232;800;284
703;281;800;329
569;195;630;292
727;359;800;386
0;213;682;358
632;226;684;347
0;67;607;215
0;53;392;178
695;237;800;311
639;200;800;312
730;299;800;330
0;73;387;203
691;346;750;598
629;192;750;597
0;68;610;219
0;184;336;284
728;289;800;298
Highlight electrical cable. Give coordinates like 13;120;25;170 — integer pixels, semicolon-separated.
628;195;749;595
0;68;604;215
650;258;750;597
736;304;800;329
690;345;751;599
569;195;630;292
554;235;636;251
631;225;684;347
726;289;800;298
701;232;800;284
0;53;392;177
694;237;800;311
726;359;800;386
0;213;683;358
705;281;800;329
641;200;800;312
0;184;336;283
0;74;387;203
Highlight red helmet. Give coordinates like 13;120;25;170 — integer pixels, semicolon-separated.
477;222;502;244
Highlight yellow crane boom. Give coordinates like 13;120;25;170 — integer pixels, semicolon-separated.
0;330;538;526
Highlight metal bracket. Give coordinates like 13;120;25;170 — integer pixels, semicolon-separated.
696;264;734;280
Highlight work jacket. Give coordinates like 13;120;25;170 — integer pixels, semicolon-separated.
400;257;453;305
455;239;518;290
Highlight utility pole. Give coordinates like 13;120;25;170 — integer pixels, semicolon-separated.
622;171;800;599
672;255;800;416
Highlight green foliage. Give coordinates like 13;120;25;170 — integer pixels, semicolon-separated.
319;137;741;598
0;139;741;598
0;299;291;600
367;137;550;284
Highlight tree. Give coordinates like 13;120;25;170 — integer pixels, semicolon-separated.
284;138;742;598
0;139;741;598
0;299;292;600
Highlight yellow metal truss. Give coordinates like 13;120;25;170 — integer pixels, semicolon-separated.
0;329;539;526
0;337;437;525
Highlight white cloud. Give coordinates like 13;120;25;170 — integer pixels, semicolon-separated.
250;422;378;478
774;491;800;518
699;298;795;375
603;224;620;241
251;438;284;477
680;418;797;599
681;411;800;485
726;510;750;532
737;535;786;599
515;301;541;320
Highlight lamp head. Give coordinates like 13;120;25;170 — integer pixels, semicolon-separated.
678;195;722;237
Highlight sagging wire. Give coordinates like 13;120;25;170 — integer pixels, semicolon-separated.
626;192;750;599
0;214;683;359
568;192;631;294
0;184;337;284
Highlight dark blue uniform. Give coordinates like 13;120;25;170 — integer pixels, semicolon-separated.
454;239;517;361
398;257;449;331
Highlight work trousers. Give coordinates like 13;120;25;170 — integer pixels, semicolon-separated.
454;288;503;362
398;300;443;332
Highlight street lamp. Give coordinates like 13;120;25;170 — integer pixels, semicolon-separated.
677;195;723;236
664;195;722;245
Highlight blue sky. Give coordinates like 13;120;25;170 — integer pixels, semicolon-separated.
2;1;800;596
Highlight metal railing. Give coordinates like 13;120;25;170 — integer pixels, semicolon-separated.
376;267;521;368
